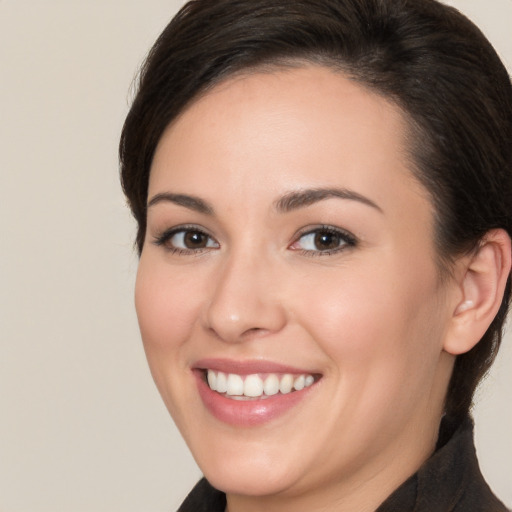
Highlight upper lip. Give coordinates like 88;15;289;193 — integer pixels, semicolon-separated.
193;358;319;376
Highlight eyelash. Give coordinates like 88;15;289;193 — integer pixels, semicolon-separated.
289;225;357;257
152;225;219;255
152;224;357;256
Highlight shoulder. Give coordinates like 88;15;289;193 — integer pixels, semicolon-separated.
425;415;509;512
379;415;510;512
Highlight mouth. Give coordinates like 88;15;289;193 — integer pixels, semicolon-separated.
193;359;322;426
203;369;318;400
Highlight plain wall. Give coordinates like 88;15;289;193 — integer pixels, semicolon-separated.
0;1;510;510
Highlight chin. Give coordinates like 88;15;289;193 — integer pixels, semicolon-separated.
183;428;307;497
202;459;299;497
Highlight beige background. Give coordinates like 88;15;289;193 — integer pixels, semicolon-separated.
0;1;510;510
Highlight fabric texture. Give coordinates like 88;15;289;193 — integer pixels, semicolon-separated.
177;415;509;512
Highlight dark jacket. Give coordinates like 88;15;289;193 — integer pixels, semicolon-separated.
178;415;509;511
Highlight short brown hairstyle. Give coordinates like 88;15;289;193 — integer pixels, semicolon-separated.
120;0;512;423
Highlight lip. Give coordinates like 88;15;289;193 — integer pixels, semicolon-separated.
193;357;316;375
193;358;320;427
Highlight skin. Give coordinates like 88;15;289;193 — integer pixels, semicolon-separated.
136;66;468;511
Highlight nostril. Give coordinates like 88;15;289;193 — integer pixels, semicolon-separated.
246;327;265;334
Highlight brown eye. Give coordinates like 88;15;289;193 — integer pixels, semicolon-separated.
313;231;342;251
154;227;220;253
183;231;209;248
289;226;357;255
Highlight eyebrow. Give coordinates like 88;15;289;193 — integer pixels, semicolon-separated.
147;187;382;216
274;187;383;213
147;192;214;215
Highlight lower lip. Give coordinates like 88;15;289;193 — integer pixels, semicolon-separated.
194;372;316;427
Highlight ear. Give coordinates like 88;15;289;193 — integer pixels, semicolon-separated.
444;229;511;356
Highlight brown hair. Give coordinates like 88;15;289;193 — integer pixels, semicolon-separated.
120;0;512;423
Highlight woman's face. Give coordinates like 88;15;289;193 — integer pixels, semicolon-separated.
136;66;457;502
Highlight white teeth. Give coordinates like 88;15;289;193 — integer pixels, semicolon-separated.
206;369;316;398
279;374;294;394
263;374;280;396
226;373;244;396
293;374;305;391
216;371;228;393
207;370;217;390
244;374;264;397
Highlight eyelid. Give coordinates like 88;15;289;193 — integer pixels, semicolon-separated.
151;223;356;256
152;224;220;253
289;224;357;255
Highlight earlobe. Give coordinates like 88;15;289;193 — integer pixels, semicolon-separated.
444;229;511;356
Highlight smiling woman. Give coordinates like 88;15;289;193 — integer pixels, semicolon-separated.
119;1;512;511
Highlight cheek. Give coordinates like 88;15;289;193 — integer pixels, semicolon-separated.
134;258;210;431
295;266;406;352
134;259;200;376
293;258;445;397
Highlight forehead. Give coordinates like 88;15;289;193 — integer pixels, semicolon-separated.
149;65;430;218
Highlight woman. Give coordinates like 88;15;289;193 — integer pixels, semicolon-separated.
119;0;512;510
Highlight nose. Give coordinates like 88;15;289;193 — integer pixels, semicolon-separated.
202;249;287;343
